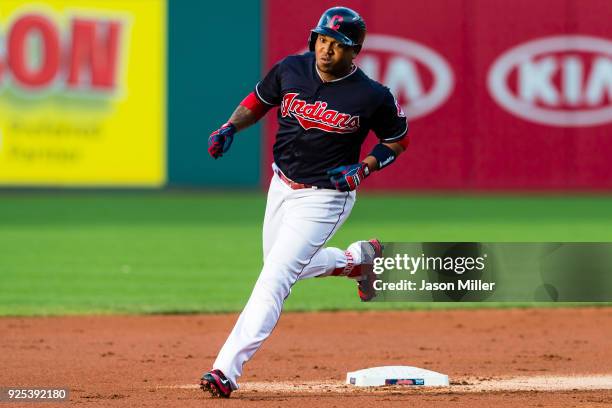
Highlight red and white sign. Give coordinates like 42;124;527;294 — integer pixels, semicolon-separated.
356;34;454;121
488;35;612;127
265;0;612;191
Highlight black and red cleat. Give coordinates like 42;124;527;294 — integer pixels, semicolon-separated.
200;369;232;398
357;239;383;302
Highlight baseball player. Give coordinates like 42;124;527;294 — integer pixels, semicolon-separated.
200;6;409;398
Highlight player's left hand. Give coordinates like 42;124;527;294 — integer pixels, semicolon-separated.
208;122;236;159
327;163;370;192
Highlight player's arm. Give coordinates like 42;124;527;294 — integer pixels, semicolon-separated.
207;93;272;159
327;92;408;191
208;61;283;159
226;106;259;132
361;140;406;174
229;88;276;131
361;91;409;173
327;139;407;191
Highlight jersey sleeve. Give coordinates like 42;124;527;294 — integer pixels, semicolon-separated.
254;60;283;106
371;90;409;143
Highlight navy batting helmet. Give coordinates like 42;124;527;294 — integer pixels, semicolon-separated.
308;7;366;53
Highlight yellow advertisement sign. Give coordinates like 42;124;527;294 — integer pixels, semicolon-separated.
0;0;165;186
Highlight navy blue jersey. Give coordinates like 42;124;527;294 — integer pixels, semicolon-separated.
255;52;408;189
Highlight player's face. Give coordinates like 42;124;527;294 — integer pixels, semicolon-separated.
315;35;356;78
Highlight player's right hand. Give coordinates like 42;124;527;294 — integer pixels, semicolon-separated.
208;122;236;159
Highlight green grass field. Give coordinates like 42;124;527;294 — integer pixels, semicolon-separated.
1;192;612;316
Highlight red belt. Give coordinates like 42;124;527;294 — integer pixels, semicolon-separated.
275;168;315;190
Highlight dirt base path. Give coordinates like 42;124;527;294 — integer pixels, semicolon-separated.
1;308;611;407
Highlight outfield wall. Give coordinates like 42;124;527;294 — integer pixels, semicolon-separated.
0;0;167;187
167;2;262;188
265;0;612;191
1;1;612;190
0;0;262;188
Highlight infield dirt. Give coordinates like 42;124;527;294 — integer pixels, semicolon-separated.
1;308;610;407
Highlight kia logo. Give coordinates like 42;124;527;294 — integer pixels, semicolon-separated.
357;34;454;120
488;35;612;127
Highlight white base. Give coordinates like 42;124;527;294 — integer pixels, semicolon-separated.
346;366;449;387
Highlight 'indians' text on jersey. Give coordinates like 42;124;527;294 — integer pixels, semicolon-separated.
255;52;408;189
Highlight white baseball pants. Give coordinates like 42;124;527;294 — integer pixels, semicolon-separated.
213;167;356;389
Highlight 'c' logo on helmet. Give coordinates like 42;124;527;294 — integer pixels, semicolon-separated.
328;15;343;30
